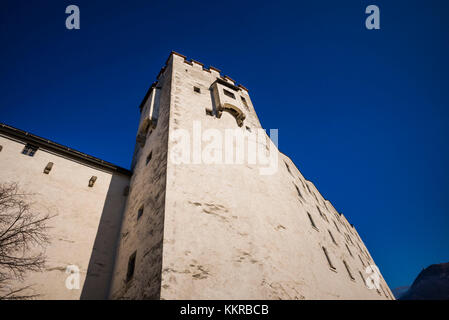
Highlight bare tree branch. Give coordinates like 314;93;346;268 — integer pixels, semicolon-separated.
0;183;54;300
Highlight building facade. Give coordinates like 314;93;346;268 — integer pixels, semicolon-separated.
0;52;393;300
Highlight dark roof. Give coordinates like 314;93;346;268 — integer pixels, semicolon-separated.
0;123;132;176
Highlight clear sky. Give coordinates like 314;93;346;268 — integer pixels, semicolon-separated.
1;0;448;290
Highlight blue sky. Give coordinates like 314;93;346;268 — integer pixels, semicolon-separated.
1;0;448;290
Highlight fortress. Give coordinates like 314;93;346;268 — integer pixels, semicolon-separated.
0;52;393;300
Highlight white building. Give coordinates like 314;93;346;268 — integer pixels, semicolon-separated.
0;52;393;300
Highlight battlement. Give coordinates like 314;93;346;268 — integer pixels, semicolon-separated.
168;51;248;90
140;51;249;113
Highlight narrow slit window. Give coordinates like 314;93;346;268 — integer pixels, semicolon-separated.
126;251;137;282
343;260;355;280
345;243;353;257
356;242;363;253
22;144;38;157
380;285;388;298
241;96;249;109
348;235;354;245
295;184;303;200
364;248;371;261
306;184;312;194
146;152;152;165
284;161;291;174
307;212;318;230
137;206;144;220
359;255;366;268
359;270;366;284
322;247;336;270
193;86;201;93
223;88;236;99
333;220;341;233
317;206;328;222
328;230;337;245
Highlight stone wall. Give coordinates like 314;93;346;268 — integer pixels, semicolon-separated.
0;134;129;299
158;53;394;299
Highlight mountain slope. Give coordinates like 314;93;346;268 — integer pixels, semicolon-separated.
400;262;449;300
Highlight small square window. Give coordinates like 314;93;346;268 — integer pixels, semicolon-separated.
194;86;201;93
223;88;236;99
126;251;137;282
22;144;38;157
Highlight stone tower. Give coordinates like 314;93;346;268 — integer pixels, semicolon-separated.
108;52;393;300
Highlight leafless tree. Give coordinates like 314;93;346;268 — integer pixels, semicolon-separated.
0;182;53;299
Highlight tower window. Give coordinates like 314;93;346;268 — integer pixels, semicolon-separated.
306;184;312;194
359;270;366;284
333;220;341;233
241;96;249;109
345;243;353;257
284;161;291;174
137;206;144;220
194;86;201;93
317;206;328;222
322;247;336;271
223;89;236;99
126;251;137;282
380;285;388;298
307;212;318;231
328;230;337;245
294;184;303;200
358;255;366;268
22;144;38;157
146;152;152;165
343;260;355;280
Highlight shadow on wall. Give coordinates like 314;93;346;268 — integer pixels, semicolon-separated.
80;174;128;300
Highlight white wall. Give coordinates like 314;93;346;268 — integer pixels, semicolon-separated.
0;135;129;299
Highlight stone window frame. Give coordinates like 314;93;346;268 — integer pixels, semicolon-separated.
22;143;38;157
322;246;336;271
307;212;319;231
343;260;355;281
